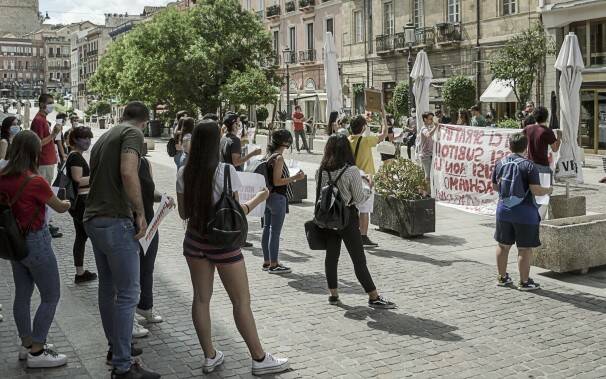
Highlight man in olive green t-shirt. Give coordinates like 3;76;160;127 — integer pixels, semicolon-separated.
83;102;161;379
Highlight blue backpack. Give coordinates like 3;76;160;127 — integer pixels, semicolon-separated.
497;156;531;208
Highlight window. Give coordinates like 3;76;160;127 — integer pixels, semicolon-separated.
306;23;314;50
354;10;364;43
383;2;394;35
272;30;279;57
447;0;460;23
591;20;606;66
289;26;296;54
414;0;424;28
326;18;334;36
503;0;516;15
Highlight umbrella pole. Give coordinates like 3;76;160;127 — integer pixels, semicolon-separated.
565;181;570;199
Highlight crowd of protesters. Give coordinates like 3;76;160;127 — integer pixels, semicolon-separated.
0;90;566;378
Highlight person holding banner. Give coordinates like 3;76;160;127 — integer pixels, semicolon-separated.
135;155;175;330
418;112;439;195
348;112;388;247
492;133;552;291
177;120;289;375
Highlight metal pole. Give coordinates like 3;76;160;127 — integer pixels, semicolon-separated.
407;45;413;116
286;62;291;120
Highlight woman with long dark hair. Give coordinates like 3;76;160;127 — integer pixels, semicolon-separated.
262;129;305;274
0;116;19;160
316;134;396;308
456;108;471;126
65;126;97;283
176;117;195;169
327;111;339;135
0;131;71;368
176;120;289;375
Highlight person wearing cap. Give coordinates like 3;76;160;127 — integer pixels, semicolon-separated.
220;112;261;171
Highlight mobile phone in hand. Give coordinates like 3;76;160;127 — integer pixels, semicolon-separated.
57;188;66;200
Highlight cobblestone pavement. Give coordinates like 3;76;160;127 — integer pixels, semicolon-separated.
1;131;605;378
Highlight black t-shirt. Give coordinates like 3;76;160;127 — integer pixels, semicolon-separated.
65;152;90;194
220;134;242;171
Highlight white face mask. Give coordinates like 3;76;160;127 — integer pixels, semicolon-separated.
56;118;64;126
45;104;54;114
72;122;79;128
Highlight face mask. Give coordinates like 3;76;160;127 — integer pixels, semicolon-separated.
72;122;79;128
56;118;64;126
75;138;91;151
10;125;20;136
46;104;54;114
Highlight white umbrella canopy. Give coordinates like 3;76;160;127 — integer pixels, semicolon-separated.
410;50;433;134
555;32;585;183
323;32;343;122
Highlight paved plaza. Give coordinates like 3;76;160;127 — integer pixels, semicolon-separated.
1;131;605;378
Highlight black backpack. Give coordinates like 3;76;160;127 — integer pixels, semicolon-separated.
245;153;279;190
313;166;350;231
53;153;77;211
167;138;177;157
0;176;40;261
206;165;248;248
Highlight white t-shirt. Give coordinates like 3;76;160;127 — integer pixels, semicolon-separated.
176;162;242;204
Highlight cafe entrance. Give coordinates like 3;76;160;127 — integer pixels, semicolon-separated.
580;89;606;154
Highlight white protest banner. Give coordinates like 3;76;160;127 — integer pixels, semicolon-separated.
237;172;267;218
286;159;301;177
139;194;173;255
431;124;518;215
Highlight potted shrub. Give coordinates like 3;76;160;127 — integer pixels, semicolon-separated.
371;158;435;238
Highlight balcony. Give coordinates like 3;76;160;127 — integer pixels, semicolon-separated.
284;50;297;65
256;10;264;19
376;34;395;54
266;5;280;19
299;0;315;12
285;1;296;13
415;27;435;47
298;49;316;64
262;55;281;67
436;23;461;44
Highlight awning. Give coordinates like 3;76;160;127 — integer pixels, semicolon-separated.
480;79;517;103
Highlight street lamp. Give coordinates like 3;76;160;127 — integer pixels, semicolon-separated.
404;21;415;117
283;48;291;119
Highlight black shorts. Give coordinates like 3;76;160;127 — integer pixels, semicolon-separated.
494;221;541;248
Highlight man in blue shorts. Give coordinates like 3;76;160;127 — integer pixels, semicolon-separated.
492;133;552;291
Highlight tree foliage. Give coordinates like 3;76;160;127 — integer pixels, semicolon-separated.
442;75;476;113
374;158;425;200
221;67;278;108
489;23;555;108
89;0;276;116
256;106;269;122
389;81;409;120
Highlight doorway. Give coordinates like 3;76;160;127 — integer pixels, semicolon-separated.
580;89;606;154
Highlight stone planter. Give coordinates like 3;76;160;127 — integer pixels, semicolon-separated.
289;175;307;204
145;139;155;151
548;195;586;219
534;214;606;273
370;194;435;238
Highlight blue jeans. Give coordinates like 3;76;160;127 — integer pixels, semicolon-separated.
138;232;158;310
178;152;188;169
174;150;183;168
261;193;288;263
10;228;60;345
84;217;140;374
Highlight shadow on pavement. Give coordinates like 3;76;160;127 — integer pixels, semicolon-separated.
528;289;606;314
243;246;312;263
413;234;468;246
286;272;363;295
366;248;473;267
338;304;463;341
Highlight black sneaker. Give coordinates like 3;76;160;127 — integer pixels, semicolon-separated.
49;225;59;233
328;296;340;305
106;345;143;366
497;273;513;287
75;270;98;284
49;227;63;239
111;362;161;379
519;278;541;291
262;263;270;271
243;242;253;248
369;295;396;309
361;236;378;247
268;264;292;275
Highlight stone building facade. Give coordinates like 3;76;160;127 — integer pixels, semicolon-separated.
0;36;45;99
0;0;41;37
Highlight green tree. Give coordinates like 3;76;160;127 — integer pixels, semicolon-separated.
389;81;409;120
489;23;554;108
221;67;278;109
89;0;275;116
442;75;476;115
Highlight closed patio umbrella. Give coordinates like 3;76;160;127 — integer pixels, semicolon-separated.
555;32;584;183
410;50;433;134
323;32;343;123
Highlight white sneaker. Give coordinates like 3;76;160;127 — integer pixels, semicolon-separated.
26;348;67;368
136;307;163;323
251;352;289;375
132;319;149;338
203;350;224;373
0;313;3;322
19;343;55;360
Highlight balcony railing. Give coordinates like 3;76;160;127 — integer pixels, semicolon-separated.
436;22;462;44
266;5;280;18
262;55;281;67
376;34;395;53
298;49;316;63
285;1;296;13
415;27;435;47
299;0;315;10
393;32;406;50
284;51;297;64
256;10;264;19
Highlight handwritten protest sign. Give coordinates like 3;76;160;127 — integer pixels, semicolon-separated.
431;124;518;215
237;172;267;218
139;194;173;255
364;88;383;113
